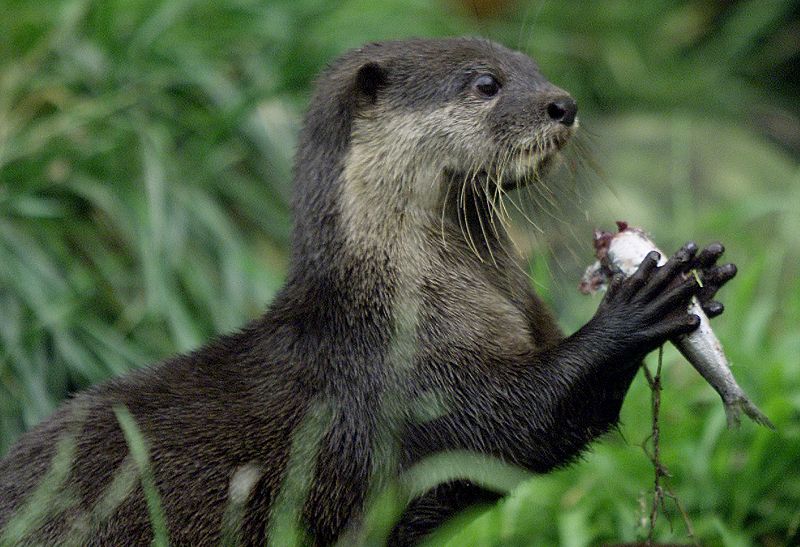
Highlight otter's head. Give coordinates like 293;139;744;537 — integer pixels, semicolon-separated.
292;38;577;257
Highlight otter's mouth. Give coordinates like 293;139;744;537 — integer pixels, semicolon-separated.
519;126;573;160
452;126;575;193
504;130;572;188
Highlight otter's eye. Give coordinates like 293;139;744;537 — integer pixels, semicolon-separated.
474;74;501;98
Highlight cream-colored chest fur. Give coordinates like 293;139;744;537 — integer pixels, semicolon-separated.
338;126;535;364
416;234;535;357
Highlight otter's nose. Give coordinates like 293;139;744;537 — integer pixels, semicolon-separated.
546;97;578;126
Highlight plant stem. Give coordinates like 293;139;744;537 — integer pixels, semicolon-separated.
642;346;697;546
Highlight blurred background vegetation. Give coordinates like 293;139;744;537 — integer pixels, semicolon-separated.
1;0;798;544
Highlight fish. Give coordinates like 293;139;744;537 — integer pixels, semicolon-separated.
579;221;774;429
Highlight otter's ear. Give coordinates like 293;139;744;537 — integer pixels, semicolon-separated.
355;62;387;104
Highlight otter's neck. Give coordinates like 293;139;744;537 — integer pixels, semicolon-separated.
338;143;440;258
288;124;510;311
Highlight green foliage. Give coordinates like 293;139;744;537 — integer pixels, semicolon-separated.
114;405;168;546
1;0;798;545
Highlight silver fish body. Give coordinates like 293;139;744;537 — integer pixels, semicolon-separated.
580;225;773;429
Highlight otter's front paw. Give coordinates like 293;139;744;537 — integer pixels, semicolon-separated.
688;242;737;318
588;242;708;364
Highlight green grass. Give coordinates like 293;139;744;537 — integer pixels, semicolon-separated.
1;0;798;545
113;405;169;546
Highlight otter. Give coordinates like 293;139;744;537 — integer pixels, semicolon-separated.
0;37;736;545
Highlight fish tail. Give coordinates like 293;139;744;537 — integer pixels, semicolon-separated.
725;397;775;430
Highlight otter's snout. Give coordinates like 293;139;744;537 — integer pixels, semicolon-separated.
546;96;578;126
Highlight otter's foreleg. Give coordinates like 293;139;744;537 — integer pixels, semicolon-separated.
392;242;734;544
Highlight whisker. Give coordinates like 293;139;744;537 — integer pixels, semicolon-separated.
439;173;454;249
460;163;484;262
470;172;496;267
484;177;503;242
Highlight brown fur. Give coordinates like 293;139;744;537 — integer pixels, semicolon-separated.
0;37;728;546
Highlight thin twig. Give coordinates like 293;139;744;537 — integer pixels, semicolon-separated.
645;346;663;545
641;346;698;546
